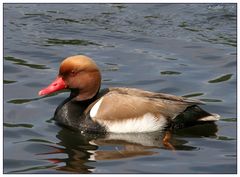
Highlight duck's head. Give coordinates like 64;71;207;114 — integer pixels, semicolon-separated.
38;55;101;101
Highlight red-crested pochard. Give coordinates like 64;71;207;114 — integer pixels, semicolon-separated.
39;55;219;133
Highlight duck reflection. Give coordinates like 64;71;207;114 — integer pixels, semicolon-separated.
38;123;218;173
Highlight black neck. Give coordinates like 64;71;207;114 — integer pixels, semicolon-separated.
53;88;109;132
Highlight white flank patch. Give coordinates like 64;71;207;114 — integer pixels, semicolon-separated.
198;113;220;121
101;113;167;133
90;97;103;118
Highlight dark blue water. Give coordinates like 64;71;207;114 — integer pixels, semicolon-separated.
4;4;237;173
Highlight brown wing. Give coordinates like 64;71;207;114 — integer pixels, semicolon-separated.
109;87;203;104
92;87;200;122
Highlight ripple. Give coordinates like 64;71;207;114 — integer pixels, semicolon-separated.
184;27;200;32
4;56;50;70
7;89;69;104
178;21;200;32
55;18;79;23
208;74;233;83
164;57;178;60
15;138;54;144
4;80;17;84
217;136;235;141
46;10;58;14
160;71;181;75
7;98;40;104
178;21;188;28
112;4;127;9
101;12;116;15
24;13;51;17
4;123;34;128
220;118;237;122
199;98;222;102
46;38;101;46
183;92;204;98
224;154;236;158
144;15;159;19
101;62;120;72
198;33;236;47
102;67;119;71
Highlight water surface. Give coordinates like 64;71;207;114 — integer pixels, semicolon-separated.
3;3;237;174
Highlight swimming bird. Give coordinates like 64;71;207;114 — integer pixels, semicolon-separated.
39;55;219;133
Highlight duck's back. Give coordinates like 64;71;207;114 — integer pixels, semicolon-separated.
87;87;219;133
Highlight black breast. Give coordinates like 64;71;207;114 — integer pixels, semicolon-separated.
54;89;109;133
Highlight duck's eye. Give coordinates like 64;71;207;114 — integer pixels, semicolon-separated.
70;70;77;76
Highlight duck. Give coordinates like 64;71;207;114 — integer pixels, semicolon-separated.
39;55;220;134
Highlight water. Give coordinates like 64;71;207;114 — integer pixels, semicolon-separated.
3;4;237;174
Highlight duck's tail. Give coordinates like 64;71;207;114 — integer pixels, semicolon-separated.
172;105;220;129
